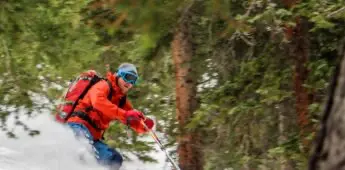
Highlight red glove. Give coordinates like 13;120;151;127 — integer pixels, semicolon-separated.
143;118;154;130
125;110;144;120
125;110;154;133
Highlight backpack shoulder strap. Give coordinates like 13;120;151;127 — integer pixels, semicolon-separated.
106;80;113;101
119;96;127;108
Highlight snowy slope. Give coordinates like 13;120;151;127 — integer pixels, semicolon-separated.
0;113;171;170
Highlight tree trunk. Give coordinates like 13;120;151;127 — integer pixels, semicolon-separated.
283;0;311;152
290;17;310;148
171;4;203;170
308;46;345;170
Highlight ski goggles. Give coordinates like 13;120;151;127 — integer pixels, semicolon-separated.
118;71;138;85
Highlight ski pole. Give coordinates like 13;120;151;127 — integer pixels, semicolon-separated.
140;120;181;170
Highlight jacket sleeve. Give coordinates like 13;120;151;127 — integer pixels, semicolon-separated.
89;81;127;122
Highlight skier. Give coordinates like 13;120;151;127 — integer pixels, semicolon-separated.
65;63;154;169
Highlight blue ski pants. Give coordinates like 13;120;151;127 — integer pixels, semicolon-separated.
67;122;123;169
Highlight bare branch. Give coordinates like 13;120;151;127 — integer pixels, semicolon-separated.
327;7;345;18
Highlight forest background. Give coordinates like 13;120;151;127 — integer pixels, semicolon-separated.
1;0;345;170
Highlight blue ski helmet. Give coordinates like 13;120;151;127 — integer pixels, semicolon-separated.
116;63;139;85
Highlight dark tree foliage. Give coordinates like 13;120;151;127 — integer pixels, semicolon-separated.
1;0;345;169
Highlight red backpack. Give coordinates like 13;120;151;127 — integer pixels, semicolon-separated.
55;70;118;123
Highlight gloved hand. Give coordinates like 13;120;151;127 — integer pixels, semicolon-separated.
124;110;154;132
125;110;144;121
142;118;154;130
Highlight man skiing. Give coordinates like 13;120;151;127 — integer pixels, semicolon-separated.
65;63;154;169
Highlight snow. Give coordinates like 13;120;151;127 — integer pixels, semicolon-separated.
0;113;172;170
